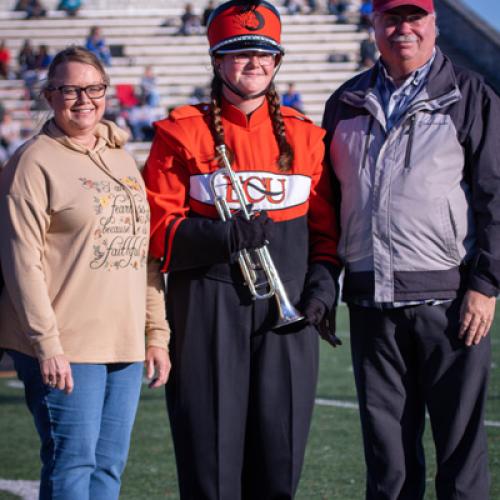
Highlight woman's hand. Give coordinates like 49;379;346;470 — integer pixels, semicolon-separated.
145;346;171;388
40;355;74;394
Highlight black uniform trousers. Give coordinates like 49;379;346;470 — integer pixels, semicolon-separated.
166;272;319;500
348;298;491;500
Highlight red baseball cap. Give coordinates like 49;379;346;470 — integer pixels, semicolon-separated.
207;0;284;55
373;0;434;13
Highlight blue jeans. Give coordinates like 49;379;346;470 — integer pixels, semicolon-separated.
8;351;143;500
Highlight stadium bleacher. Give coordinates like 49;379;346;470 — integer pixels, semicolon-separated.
0;0;367;164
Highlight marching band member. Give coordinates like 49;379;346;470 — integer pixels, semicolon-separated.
143;1;340;497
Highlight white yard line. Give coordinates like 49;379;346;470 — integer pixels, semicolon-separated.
315;397;359;410
315;398;500;428
6;380;500;427
0;480;39;500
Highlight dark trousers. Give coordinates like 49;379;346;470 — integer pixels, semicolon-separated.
348;299;491;500
166;275;319;500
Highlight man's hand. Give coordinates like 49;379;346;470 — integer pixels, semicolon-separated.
40;354;73;394
458;290;496;346
145;346;171;388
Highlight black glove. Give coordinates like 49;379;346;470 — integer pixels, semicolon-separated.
318;306;342;348
303;297;328;326
167;211;275;272
229;210;275;253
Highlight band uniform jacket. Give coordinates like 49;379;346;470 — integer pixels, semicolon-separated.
143;98;339;309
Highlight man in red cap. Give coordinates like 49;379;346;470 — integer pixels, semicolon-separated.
323;0;499;498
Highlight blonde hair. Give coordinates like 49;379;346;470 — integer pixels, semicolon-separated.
45;46;110;88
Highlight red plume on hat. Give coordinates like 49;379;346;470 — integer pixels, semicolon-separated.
207;0;284;55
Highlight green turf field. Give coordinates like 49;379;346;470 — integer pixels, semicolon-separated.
0;305;498;499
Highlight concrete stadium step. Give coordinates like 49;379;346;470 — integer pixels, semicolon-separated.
0;8;186;20
0;79;25;89
0;15;174;28
110;53;356;66
123;41;360;56
0;87;26;98
0;18;357;33
107;70;355;86
0;26;182;39
105;60;357;76
0;7;355;24
56;0;360;10
4;31;364;50
107;62;355;79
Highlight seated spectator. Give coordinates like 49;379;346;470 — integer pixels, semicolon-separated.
202;0;215;26
178;3;202;36
18;39;39;98
305;0;317;13
328;0;350;22
57;0;82;16
0;40;11;79
35;44;53;71
0;111;23;156
102;99;133;139
328;51;350;63
115;83;139;109
14;0;47;19
359;0;372;30
85;26;111;66
160;17;177;27
188;85;208;105
359;28;377;70
281;83;304;113
126;98;160;142
284;0;302;15
18;39;37;73
139;65;160;107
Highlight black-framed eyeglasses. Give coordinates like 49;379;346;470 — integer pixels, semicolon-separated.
230;52;276;67
47;84;107;100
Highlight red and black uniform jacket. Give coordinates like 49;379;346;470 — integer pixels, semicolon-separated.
143;98;340;308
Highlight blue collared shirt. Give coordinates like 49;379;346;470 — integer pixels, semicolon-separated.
376;50;435;130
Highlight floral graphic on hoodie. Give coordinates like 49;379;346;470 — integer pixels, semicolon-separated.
80;176;150;270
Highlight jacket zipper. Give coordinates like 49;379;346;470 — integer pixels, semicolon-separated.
361;115;374;170
404;115;416;170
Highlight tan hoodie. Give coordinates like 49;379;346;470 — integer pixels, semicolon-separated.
0;119;169;362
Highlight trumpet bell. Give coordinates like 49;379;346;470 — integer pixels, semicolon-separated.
274;305;304;329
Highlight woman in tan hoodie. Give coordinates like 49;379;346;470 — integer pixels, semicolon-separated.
0;47;170;500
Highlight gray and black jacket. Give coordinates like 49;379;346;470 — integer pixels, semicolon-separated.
323;48;500;303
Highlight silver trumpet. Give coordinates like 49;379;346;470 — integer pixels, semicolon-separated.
210;144;304;329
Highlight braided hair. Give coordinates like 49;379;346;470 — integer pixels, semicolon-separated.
209;75;294;172
265;82;293;171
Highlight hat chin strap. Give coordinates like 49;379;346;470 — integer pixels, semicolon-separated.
213;55;282;101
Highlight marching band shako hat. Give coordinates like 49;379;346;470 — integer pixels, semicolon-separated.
372;0;434;13
207;0;284;55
